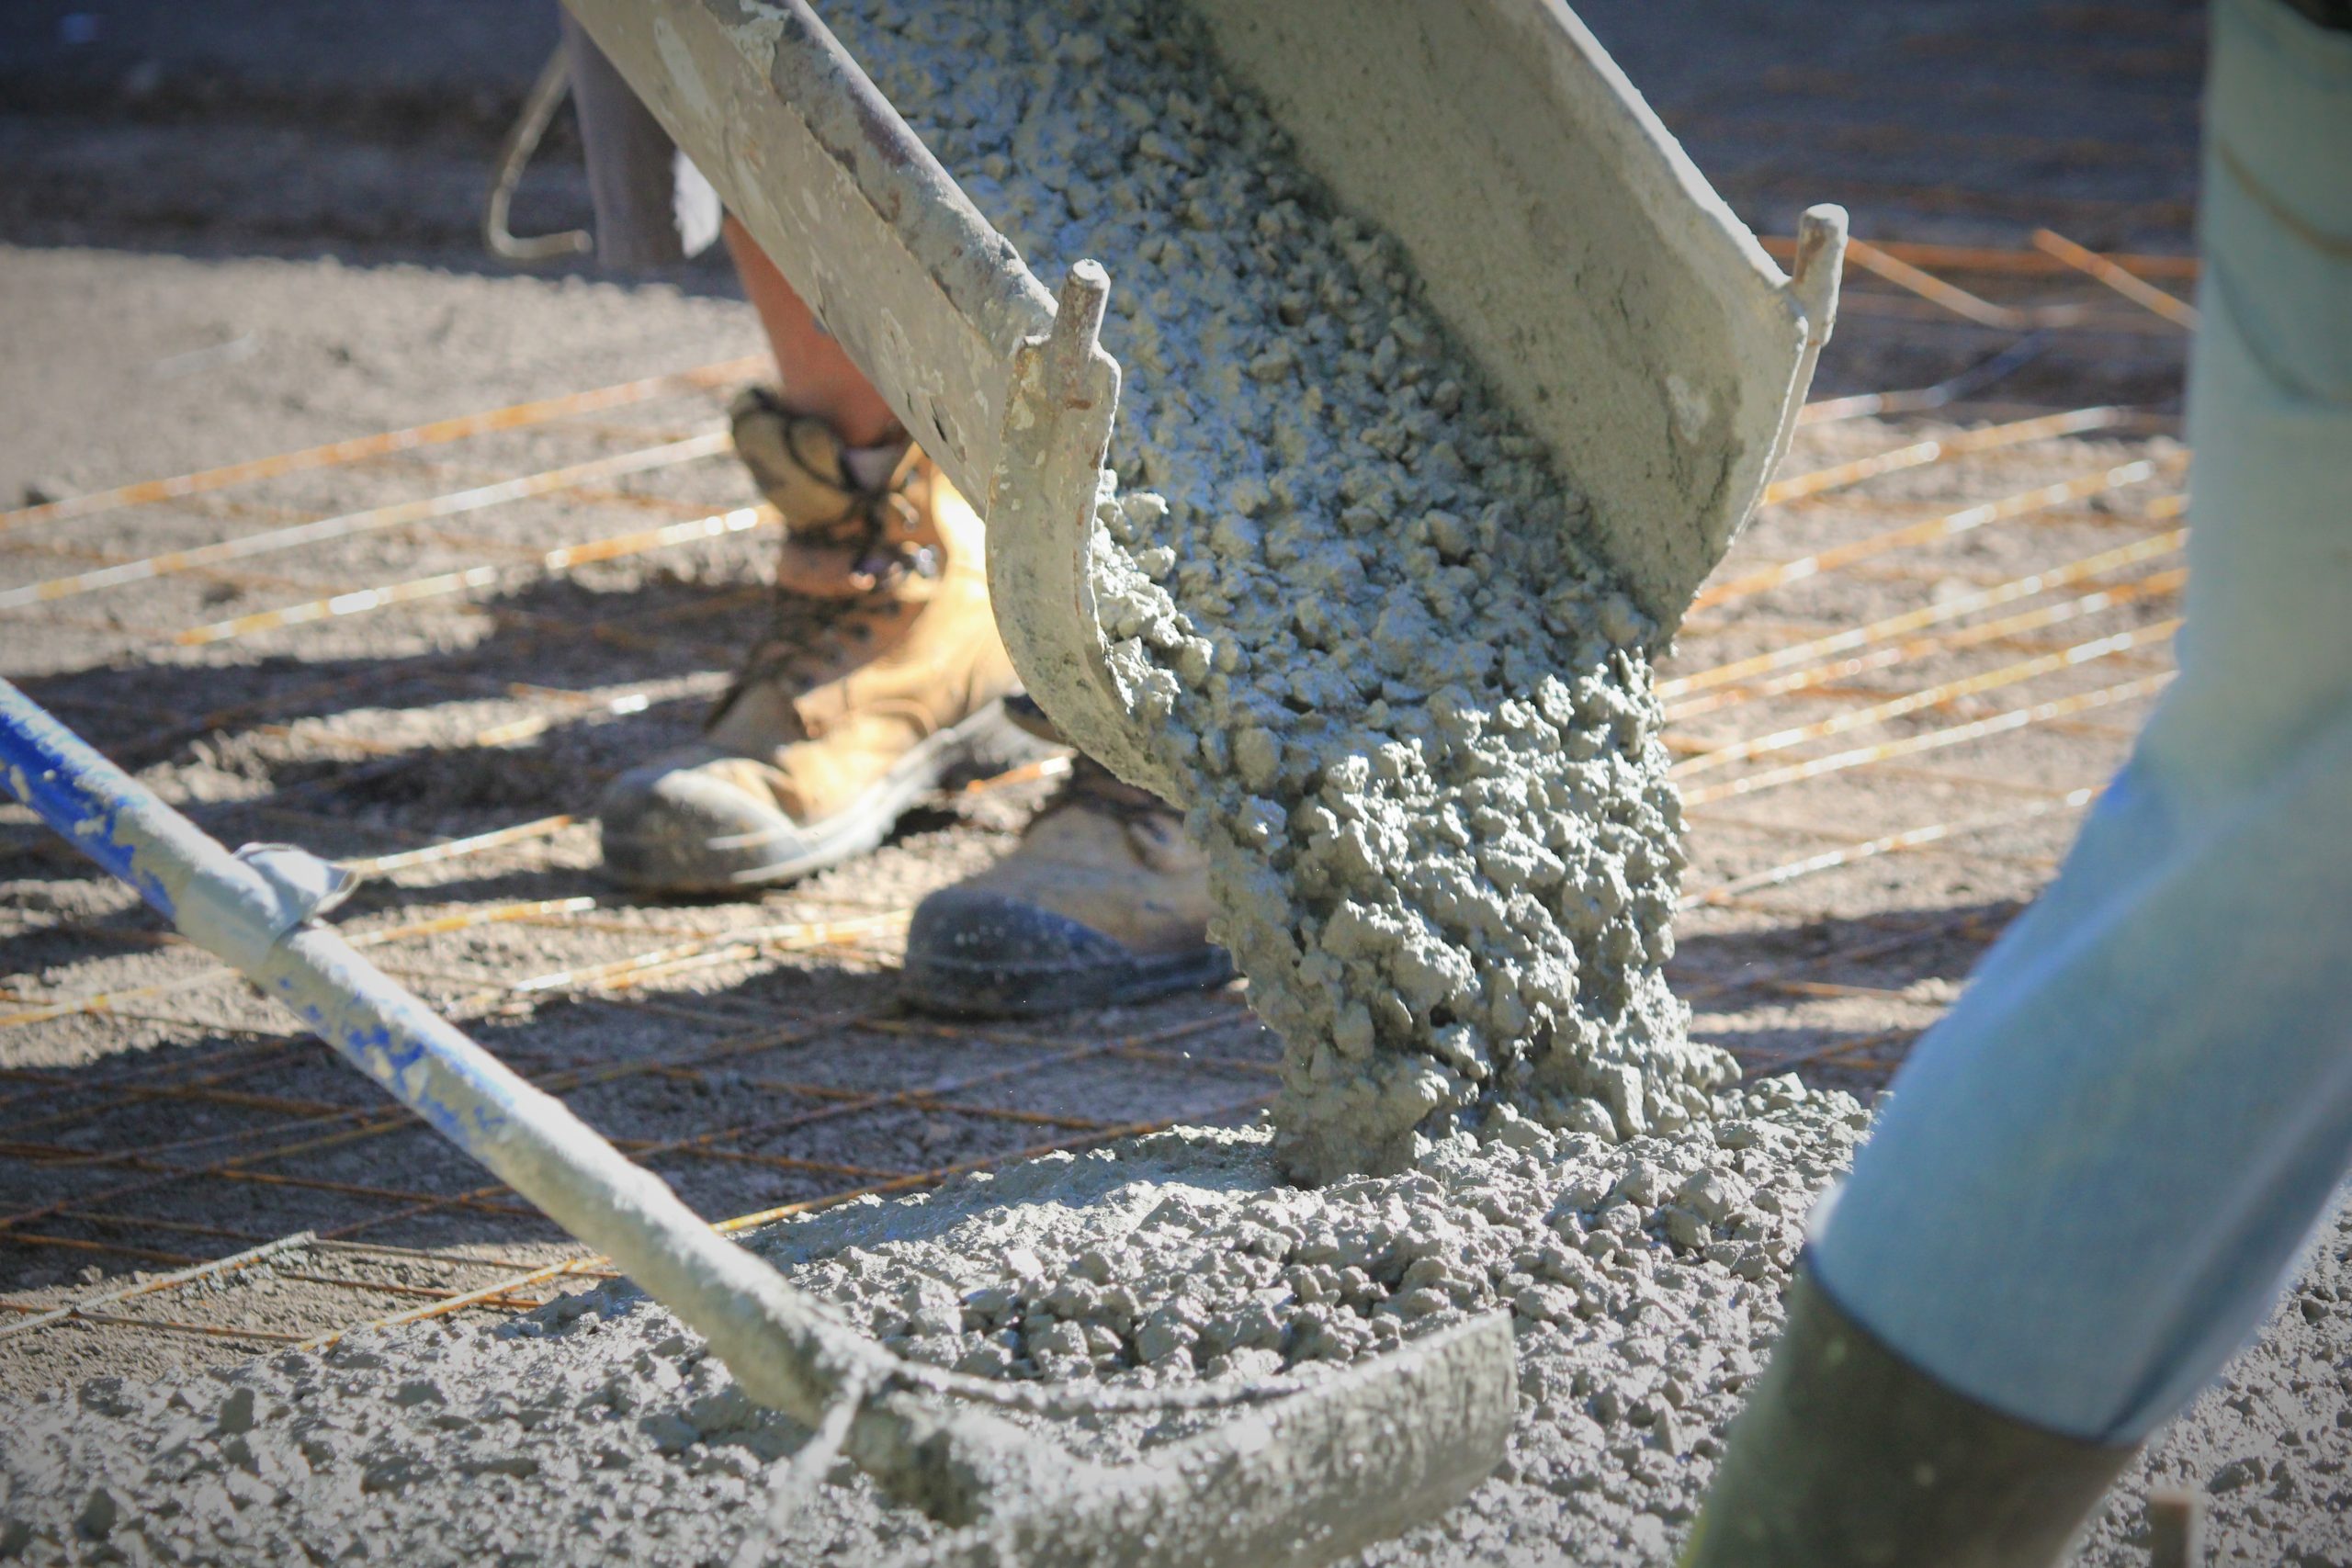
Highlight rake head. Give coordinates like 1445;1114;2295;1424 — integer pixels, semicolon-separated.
892;1313;1516;1568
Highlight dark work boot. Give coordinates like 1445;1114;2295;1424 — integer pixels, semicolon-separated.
901;698;1234;1016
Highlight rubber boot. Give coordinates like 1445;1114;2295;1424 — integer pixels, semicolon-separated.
1681;1268;2139;1568
901;697;1234;1016
599;391;1034;892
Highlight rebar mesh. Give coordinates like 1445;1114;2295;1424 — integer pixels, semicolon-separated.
0;226;2188;1383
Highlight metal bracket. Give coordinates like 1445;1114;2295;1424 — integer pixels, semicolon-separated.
179;842;358;971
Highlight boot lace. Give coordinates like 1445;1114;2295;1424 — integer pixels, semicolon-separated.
1031;754;1180;833
707;484;936;729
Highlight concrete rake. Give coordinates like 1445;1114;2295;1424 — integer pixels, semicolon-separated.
0;679;1516;1566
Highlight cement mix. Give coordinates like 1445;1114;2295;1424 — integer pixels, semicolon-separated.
824;0;1732;1179
6;1083;2346;1563
0;1083;1854;1563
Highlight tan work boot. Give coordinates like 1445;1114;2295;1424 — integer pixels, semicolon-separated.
599;389;1032;893
902;697;1234;1016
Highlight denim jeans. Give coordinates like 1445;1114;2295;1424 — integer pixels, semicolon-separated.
1811;0;2352;1445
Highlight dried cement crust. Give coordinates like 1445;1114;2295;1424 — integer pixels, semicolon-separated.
829;0;1737;1179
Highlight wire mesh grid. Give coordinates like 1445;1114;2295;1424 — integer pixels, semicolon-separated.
0;230;2191;1383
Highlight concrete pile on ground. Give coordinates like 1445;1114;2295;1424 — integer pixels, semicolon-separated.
0;1082;1857;1563
6;1083;2346;1563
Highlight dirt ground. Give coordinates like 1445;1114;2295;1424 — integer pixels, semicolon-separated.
4;2;2342;1563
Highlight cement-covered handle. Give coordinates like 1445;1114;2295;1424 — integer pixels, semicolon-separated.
0;678;1517;1563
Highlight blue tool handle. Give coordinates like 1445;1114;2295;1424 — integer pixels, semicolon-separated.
0;677;187;911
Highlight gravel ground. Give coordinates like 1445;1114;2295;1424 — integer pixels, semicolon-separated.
6;1;2345;1563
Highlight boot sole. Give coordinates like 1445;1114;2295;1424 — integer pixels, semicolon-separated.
900;943;1237;1019
603;701;1051;895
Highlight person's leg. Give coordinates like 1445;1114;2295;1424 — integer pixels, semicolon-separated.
562;6;1023;890
1684;1;2352;1560
1805;0;2352;1450
720;218;901;450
